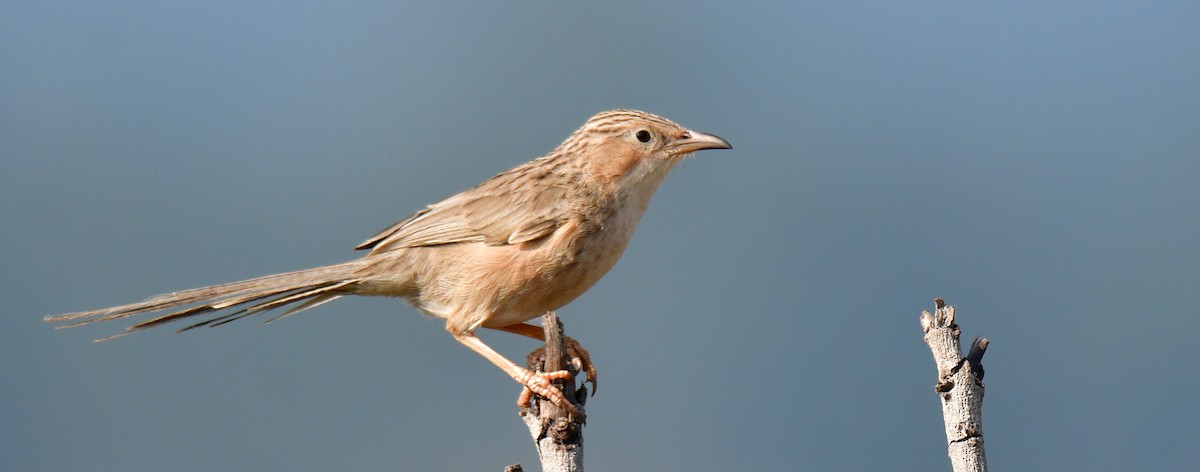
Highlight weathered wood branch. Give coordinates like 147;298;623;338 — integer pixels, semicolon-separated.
508;312;586;471
920;298;989;472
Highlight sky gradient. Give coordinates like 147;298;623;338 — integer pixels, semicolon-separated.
3;2;1197;470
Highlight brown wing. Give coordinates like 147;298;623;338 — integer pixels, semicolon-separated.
355;167;571;254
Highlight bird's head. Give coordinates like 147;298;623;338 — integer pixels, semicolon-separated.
556;109;731;188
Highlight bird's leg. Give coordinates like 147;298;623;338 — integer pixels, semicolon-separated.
494;322;598;393
453;332;579;417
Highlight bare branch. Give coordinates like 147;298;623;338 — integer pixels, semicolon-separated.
921;299;989;472
515;312;586;471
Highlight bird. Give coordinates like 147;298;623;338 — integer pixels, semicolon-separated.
45;109;732;415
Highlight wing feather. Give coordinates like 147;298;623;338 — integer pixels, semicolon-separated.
355;165;571;253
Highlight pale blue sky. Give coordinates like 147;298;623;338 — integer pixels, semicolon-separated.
3;2;1197;470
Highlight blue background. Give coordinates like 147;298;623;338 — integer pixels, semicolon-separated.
3;2;1197;470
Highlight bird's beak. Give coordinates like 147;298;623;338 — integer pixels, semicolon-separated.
667;130;732;155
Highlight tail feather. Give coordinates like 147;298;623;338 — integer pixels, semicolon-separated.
238;280;357;317
44;261;369;339
262;294;342;325
178;281;355;331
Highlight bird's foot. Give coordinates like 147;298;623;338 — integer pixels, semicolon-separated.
514;367;580;417
517;336;596;418
564;336;598;393
524;336;597;393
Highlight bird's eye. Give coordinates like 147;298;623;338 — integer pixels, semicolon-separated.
635;130;652;143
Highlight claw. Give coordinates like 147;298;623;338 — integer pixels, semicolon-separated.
523;336;597;396
514;367;580;417
562;336;598;394
517;386;534;409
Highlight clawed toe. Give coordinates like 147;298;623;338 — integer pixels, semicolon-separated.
526;336;598;394
515;368;580;417
562;336;598;394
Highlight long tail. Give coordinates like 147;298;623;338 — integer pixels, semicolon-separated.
44;260;372;341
